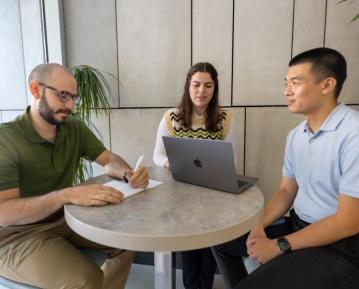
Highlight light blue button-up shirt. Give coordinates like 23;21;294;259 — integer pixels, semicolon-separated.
283;104;359;223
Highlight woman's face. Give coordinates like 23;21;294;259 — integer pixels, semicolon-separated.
189;72;215;114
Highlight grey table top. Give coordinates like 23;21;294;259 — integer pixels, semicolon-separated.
65;167;264;252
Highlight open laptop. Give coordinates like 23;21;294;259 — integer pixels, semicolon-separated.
162;136;258;193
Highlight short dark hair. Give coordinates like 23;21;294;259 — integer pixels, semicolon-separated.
289;47;347;98
178;62;220;131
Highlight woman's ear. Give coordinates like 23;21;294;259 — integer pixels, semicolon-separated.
29;81;42;100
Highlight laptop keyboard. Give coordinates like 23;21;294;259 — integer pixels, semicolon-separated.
237;180;247;188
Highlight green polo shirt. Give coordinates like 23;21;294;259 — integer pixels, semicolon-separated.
0;107;106;197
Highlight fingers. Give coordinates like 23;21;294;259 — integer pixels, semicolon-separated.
98;185;124;203
74;184;124;206
128;166;149;188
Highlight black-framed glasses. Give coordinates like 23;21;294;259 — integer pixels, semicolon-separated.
38;82;80;103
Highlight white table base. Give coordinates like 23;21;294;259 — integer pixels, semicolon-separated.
154;252;176;289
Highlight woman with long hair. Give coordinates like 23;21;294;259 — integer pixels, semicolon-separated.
153;62;238;289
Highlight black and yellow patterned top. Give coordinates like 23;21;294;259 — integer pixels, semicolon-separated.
164;108;232;140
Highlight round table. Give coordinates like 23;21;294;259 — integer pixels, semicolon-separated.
65;167;264;289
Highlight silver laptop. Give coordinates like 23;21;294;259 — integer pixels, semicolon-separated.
162;136;258;193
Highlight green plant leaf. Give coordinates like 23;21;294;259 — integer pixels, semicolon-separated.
351;13;359;22
70;64;114;184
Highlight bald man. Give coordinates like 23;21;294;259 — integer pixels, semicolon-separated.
0;63;149;289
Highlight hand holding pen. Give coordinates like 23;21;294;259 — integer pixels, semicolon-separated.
124;155;149;188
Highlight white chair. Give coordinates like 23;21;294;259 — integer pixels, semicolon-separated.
0;249;107;289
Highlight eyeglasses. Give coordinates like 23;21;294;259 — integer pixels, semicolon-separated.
38;82;80;103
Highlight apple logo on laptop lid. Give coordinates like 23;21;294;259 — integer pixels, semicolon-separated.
193;157;202;168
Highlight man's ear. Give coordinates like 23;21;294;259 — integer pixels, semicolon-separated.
29;81;42;100
321;77;337;96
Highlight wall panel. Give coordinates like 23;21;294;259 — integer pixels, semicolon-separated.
110;108;168;167
63;0;119;107
226;108;245;174
233;0;293;105
19;0;45;104
192;0;233;105
0;0;27;110
245;107;303;202
292;0;326;56
117;0;191;107
326;0;359;103
89;111;111;176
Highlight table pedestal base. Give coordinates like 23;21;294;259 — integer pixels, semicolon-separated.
154;252;176;289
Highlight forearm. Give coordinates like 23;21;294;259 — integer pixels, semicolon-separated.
260;194;292;228
287;194;359;250
287;213;359;250
0;190;66;226
153;115;170;167
153;153;168;167
259;190;295;228
102;153;132;179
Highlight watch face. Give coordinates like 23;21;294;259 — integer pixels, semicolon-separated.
278;238;291;253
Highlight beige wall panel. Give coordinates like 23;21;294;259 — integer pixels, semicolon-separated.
233;0;293;105
89;111;111;177
0;0;27;110
110;109;168;167
117;0;191;107
292;0;326;56
226;108;245;174
63;0;119;107
326;0;359;104
245;107;303;203
19;0;45;105
192;0;233;106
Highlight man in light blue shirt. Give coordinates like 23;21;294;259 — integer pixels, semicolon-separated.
213;47;359;289
285;103;359;224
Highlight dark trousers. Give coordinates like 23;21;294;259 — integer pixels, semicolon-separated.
212;210;359;289
181;248;217;289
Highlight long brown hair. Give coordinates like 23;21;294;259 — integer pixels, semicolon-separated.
178;62;220;131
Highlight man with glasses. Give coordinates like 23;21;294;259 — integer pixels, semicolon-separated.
0;63;149;289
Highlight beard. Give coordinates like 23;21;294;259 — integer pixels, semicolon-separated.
39;94;71;126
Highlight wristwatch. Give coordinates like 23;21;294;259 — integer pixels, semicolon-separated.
277;237;292;254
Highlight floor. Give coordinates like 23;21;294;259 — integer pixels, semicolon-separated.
126;264;225;289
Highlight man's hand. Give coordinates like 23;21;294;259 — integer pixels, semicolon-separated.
63;184;124;206
246;223;266;253
247;237;281;264
125;165;149;188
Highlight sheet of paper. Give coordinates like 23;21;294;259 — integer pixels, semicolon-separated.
103;179;163;199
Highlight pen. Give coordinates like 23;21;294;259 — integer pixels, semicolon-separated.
134;155;144;171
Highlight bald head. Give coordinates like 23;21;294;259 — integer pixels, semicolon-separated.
28;63;73;85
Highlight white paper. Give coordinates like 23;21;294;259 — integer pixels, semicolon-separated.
103;179;162;199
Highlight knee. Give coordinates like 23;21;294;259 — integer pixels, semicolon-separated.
65;265;104;289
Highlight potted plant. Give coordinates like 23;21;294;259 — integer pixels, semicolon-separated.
70;65;112;183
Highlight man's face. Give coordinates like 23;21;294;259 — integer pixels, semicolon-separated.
284;63;326;115
38;69;77;125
